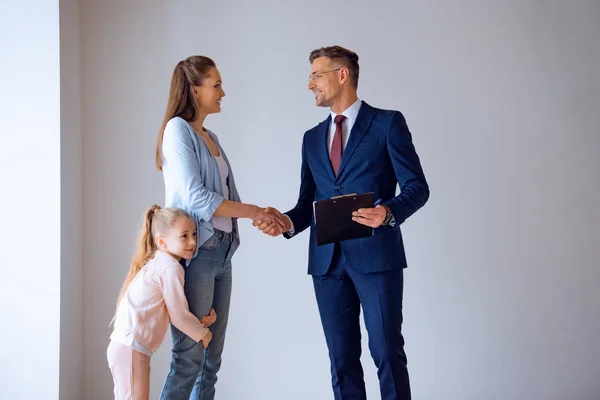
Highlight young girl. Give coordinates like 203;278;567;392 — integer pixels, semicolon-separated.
107;205;216;400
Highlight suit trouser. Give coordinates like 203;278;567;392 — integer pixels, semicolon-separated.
312;243;411;400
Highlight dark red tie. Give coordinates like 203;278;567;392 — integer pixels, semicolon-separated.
331;114;346;175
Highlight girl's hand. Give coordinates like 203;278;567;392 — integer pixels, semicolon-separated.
201;330;213;349
200;308;217;327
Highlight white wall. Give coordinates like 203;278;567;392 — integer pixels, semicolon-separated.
81;1;600;399
0;1;61;399
59;0;83;398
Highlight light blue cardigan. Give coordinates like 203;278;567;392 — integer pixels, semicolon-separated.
161;117;241;262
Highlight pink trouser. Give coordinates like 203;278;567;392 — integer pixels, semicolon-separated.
107;340;151;400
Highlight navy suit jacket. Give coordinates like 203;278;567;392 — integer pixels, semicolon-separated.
285;101;429;275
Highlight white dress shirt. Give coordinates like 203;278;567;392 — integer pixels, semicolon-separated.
327;98;362;156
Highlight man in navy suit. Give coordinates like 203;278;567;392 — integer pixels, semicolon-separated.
256;46;429;400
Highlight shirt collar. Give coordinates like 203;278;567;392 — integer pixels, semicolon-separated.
330;98;362;123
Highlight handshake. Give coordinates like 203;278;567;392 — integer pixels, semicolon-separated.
252;207;291;237
249;203;388;237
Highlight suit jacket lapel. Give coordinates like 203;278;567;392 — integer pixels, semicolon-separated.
316;116;336;181
336;101;377;179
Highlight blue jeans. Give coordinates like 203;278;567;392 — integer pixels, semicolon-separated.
161;229;234;400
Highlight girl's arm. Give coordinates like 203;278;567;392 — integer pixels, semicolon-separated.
159;264;210;342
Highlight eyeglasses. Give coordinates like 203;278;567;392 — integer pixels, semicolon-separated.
308;68;341;81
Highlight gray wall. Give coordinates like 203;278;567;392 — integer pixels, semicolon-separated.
80;1;600;399
59;0;83;398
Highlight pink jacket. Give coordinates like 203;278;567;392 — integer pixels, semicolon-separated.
110;251;209;353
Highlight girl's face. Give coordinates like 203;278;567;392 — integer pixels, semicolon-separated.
193;67;225;115
157;217;197;260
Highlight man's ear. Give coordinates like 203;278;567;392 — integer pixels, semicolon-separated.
339;67;350;84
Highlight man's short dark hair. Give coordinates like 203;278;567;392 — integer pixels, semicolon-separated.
309;46;359;88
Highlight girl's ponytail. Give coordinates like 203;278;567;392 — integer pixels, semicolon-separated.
113;205;161;316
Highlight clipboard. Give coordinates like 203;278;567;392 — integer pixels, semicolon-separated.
313;192;375;246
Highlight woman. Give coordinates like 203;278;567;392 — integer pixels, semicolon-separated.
156;56;284;399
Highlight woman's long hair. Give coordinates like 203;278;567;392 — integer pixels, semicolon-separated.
155;56;216;171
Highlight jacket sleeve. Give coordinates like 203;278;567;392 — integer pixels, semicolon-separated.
284;133;316;238
162;118;224;221
383;111;430;228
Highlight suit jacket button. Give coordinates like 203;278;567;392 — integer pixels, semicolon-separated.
334;186;340;190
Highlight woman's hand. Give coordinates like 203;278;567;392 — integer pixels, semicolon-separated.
253;207;290;236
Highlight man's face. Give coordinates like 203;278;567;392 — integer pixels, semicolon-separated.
307;57;342;108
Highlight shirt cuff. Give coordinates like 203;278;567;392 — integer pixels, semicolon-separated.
284;215;295;236
386;214;396;227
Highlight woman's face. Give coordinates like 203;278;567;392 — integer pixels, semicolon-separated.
193;67;226;115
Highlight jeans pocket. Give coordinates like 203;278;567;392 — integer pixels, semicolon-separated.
199;230;223;251
172;327;203;352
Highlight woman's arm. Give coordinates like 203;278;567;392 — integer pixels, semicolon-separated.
213;199;285;228
162;119;285;227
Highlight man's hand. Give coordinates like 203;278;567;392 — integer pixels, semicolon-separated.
200;308;216;327
352;205;389;228
252;207;288;236
253;207;291;237
201;330;212;349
